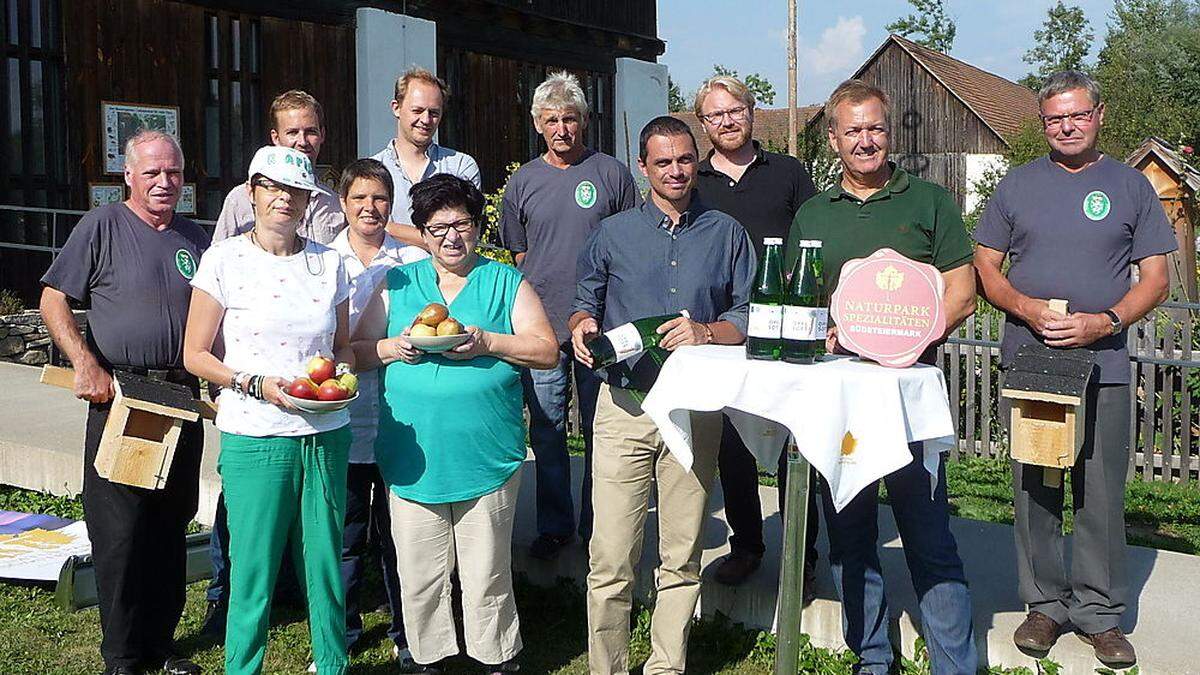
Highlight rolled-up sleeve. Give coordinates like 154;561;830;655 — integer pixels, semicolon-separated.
572;226;609;321
717;225;755;334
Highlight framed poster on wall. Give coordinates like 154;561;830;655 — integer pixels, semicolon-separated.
101;101;180;175
177;184;197;215
88;184;124;209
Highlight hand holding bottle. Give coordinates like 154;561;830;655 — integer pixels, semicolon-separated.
655;316;710;350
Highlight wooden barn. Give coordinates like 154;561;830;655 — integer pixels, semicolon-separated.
0;0;667;305
1126;137;1200;301
806;34;1040;210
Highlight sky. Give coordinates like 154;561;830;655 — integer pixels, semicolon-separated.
658;0;1118;108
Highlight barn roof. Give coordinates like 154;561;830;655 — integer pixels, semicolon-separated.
808;34;1040;147
671;105;823;157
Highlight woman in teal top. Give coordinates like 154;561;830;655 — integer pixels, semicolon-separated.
353;174;557;674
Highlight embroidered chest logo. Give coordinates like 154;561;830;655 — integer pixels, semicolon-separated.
1083;190;1111;221
574;180;597;209
175;249;197;280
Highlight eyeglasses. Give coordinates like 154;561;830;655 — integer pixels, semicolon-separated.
1040;108;1097;130
424;218;476;238
700;106;749;126
252;179;296;196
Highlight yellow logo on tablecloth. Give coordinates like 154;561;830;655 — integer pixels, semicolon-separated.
875;266;904;292
840;431;857;456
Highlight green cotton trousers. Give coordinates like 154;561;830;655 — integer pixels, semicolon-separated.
219;427;352;675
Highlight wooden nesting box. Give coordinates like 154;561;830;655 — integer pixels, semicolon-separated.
1001;343;1096;483
41;366;201;490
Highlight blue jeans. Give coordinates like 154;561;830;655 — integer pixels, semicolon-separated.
521;348;600;540
821;443;977;675
341;462;405;651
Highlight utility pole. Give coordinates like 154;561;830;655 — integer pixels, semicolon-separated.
787;0;798;158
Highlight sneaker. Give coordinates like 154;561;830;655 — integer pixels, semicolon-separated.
161;657;202;675
528;533;573;560
396;652;442;674
714;550;762;586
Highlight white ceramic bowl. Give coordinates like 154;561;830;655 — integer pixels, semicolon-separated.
280;391;359;413
406;333;471;353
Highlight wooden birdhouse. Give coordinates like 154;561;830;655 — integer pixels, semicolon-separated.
1000;342;1096;487
41;366;203;490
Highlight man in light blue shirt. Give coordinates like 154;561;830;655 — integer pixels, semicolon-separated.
374;67;481;248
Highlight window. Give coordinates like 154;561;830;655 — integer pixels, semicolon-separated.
1;0;65;207
201;11;262;219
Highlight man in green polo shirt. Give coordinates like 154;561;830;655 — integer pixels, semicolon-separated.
786;79;978;675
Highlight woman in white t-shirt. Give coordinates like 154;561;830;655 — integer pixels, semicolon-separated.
183;145;354;675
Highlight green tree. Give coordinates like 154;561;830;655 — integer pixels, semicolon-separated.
1020;1;1094;89
668;76;687;113
711;64;776;106
1093;0;1200;157
886;0;956;53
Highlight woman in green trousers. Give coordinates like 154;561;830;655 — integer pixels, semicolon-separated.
184;145;354;675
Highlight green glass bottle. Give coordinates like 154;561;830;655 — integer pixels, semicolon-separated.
781;240;827;364
747;237;785;360
588;311;689;370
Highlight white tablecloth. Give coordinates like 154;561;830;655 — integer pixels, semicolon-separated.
640;345;956;511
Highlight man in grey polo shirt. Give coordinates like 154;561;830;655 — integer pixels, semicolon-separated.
373;66;481;247
975;71;1176;668
212;90;344;245
500;71;638;560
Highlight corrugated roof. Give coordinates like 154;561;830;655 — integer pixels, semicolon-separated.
670;105;823;157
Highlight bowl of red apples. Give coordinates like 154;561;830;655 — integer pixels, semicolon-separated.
279;355;359;413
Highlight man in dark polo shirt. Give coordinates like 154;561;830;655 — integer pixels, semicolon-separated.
500;71;639;560
692;74;821;590
40;131;207;675
975;71;1175;668
787;80;978;674
571;116;754;674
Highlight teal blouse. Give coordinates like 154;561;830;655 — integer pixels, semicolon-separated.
376;257;526;503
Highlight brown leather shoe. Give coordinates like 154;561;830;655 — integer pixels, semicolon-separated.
1013;611;1062;652
714;551;762;586
1078;628;1136;668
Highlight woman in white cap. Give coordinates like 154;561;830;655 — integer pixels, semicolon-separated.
183;145;354;675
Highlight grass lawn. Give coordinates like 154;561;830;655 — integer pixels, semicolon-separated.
2;451;1190;674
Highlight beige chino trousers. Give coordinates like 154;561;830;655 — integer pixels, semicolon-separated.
388;469;523;667
586;383;721;675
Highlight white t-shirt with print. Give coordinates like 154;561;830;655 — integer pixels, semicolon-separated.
191;235;351;437
329;230;428;462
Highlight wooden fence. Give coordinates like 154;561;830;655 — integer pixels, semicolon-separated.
940;301;1200;482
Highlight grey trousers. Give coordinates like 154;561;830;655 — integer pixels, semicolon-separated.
1012;383;1130;634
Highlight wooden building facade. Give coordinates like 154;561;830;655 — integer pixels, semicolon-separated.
0;0;663;303
806;34;1040;209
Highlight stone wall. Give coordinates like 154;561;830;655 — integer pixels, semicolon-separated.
0;310;85;366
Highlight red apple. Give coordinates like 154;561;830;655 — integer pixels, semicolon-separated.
306;355;336;384
316;379;349;401
285;378;319;400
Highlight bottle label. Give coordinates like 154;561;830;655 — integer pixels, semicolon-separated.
605;322;644;363
748;304;783;338
782;306;828;340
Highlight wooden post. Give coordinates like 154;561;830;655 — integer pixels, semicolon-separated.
774;438;810;675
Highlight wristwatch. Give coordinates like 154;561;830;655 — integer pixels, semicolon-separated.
1103;309;1123;336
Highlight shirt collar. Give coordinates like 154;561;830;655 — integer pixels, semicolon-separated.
386;139;442;165
642;191;706;231
828;161;910;203
330;229;405;267
698;140;766;175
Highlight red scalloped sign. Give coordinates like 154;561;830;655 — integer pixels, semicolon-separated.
830;248;946;368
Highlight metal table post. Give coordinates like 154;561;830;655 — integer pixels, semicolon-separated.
774;437;811;674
